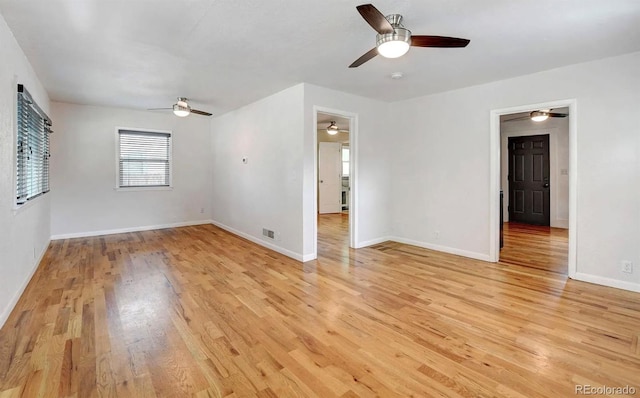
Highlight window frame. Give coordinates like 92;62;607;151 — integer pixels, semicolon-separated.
115;127;173;191
341;145;350;177
14;84;52;209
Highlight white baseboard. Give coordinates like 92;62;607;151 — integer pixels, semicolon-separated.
388;236;493;262
349;234;492;262
551;219;569;229
50;220;213;240
572;272;640;293
302;253;317;262
355;236;392;248
210;220;305;262
300;237;391;262
0;239;50;329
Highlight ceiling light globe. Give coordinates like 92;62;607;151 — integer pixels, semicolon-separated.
530;111;549;122
173;104;190;117
376;28;411;58
327;121;339;135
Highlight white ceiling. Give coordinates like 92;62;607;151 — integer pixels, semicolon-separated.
1;0;639;117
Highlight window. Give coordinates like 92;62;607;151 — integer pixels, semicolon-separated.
16;84;52;205
117;129;171;188
342;146;350;176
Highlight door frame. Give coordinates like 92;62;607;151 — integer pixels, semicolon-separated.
313;106;358;254
489;99;577;278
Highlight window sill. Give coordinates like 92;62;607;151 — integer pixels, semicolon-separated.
115;186;173;192
12;194;47;215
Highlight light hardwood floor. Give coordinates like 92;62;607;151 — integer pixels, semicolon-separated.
1;215;639;397
499;222;569;274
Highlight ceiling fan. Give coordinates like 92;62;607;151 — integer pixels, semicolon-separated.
349;3;470;68
148;97;212;117
504;110;568;122
325;121;348;135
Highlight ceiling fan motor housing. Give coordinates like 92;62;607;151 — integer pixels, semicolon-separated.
376;14;411;58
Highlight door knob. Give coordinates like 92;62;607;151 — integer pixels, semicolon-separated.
543;183;549;188
320;180;323;183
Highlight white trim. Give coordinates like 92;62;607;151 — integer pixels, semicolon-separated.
554;220;569;229
390;236;493;262
312;106;359;258
114;186;173;192
211;220;305;262
355;236;390;248
115;127;173;189
311;109;318;260
51;220;210;240
302;253;317;262
0;239;50;329
489;99;578;278
11;75;18;209
572;273;640;293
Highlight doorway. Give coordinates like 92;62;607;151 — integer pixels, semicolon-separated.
314;109;356;255
490;100;577;278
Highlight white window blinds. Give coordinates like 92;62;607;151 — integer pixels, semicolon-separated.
16;84;52;205
118;130;171;188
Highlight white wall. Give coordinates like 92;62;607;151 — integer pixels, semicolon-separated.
500;115;569;228
390;51;640;290
0;14;51;327
210;84;306;260
303;84;391;255
208;83;391;261
50;102;212;237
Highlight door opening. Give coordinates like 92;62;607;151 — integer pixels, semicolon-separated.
490;100;577;278
314;109;356;256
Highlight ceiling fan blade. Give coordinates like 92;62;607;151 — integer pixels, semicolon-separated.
411;35;470;48
190;109;213;116
548;113;568;118
147;108;172;111
349;47;378;68
503;116;530;122
356;4;393;34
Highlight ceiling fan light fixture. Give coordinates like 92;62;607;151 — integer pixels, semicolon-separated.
173;97;191;117
530;111;549;122
327;121;339;135
173;104;190;117
376;27;411;58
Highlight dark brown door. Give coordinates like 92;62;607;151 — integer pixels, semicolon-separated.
508;135;550;226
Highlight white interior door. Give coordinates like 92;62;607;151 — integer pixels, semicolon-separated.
318;142;342;214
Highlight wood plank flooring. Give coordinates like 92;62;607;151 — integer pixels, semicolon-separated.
499;222;569;274
1;215;639;397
